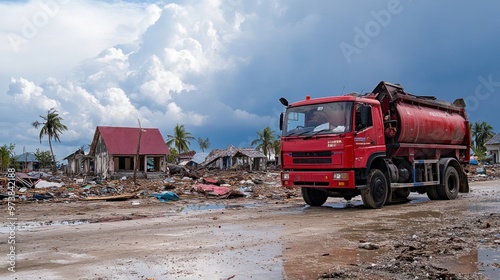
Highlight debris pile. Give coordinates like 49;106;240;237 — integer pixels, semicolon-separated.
0;170;300;203
468;163;500;182
2;164;499;203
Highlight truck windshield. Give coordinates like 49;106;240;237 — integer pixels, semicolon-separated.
283;102;353;137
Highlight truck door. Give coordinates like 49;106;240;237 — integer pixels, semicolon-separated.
353;103;385;168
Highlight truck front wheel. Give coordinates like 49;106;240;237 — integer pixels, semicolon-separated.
437;166;459;200
361;169;388;209
301;188;328;206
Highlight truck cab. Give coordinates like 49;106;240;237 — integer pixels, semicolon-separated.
280;96;386;203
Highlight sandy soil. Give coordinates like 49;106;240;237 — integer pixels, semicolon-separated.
1;179;500;279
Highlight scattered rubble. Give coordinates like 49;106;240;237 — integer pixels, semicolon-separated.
1;163;499;204
0;169;299;203
468;163;500;182
321;213;500;280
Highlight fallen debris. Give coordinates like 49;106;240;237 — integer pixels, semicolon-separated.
15;172;40;188
358;242;380;250
35;180;65;189
150;191;180;202
85;193;136;201
192;184;244;198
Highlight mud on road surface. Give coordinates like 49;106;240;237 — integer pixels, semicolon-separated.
1;180;500;279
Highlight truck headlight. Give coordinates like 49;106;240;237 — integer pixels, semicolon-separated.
282;173;290;180
333;172;348;180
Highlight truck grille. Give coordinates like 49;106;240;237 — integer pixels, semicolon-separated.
291;151;334;164
293;158;332;164
291;151;332;157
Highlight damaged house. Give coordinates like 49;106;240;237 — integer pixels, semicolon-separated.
64;148;93;176
202;144;267;171
14;152;39;171
89;126;169;179
485;133;500;164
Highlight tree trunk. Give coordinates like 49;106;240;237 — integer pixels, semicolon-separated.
48;137;56;174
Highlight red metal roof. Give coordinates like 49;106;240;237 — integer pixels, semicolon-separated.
97;126;169;155
178;150;196;160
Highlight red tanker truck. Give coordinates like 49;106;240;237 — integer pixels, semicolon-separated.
279;81;470;209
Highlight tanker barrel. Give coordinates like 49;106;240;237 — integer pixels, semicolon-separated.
371;81;469;145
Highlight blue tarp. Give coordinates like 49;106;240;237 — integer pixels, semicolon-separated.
150;191;180;202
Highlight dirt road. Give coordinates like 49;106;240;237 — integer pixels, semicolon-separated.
2;180;500;279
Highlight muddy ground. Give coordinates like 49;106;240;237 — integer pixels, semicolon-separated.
1;175;500;279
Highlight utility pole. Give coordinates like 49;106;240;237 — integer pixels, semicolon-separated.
133;119;142;185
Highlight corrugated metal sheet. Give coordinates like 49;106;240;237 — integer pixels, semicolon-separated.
201;145;266;166
236;148;266;158
486;133;500;145
178;150;196;160
15;152;38;163
97;126;169;155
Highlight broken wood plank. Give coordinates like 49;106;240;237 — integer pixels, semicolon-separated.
84;193;136;201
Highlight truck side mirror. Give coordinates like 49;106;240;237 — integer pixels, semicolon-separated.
360;105;372;127
279;113;284;131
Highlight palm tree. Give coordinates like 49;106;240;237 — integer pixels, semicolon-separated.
0;143;15;171
471;121;495;159
166;124;194;153
197;137;210;152
272;138;281;164
251;127;276;160
32;108;68;172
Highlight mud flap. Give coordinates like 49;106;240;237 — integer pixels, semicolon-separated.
459;171;469;193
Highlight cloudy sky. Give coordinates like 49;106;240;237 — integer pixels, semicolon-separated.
1;0;499;161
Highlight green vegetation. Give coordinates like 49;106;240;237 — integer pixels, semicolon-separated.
197;137;210;152
272;138;281;162
471;121;495;160
32;108;68;172
0;143;15;171
251;127;277;160
165;147;178;164
166;124;195;154
35;149;53;169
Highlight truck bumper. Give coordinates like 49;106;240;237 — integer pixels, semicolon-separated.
281;170;356;189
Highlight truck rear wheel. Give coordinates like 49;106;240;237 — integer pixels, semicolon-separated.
301;188;328;206
361;169;388;209
426;186;441;200
437;166;459;200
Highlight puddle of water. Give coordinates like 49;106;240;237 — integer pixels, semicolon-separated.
408;194;430;204
478;246;500;279
469;198;500;213
179;203;263;213
180;203;226;213
322;200;365;209
393;210;443;220
300;194;429;211
441;246;500;279
0;219;89;233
